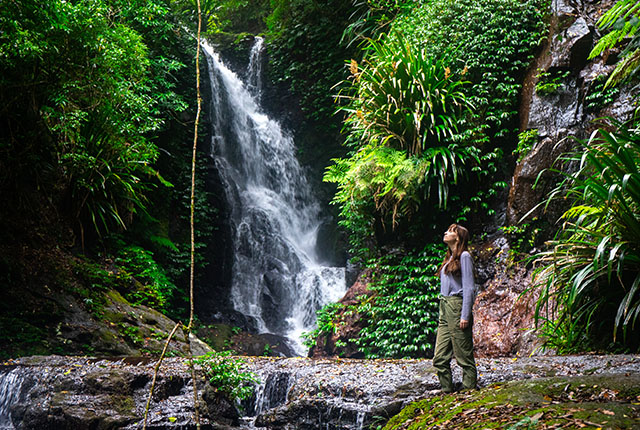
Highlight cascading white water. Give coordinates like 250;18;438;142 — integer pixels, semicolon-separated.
0;369;25;430
202;38;346;355
246;37;264;99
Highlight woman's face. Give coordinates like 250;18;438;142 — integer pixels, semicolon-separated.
443;226;459;246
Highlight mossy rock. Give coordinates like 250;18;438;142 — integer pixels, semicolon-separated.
196;323;238;351
105;289;129;305
383;374;640;429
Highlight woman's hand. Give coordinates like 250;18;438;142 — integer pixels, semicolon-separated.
460;319;469;329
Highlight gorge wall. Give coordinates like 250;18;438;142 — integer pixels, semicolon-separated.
311;0;640;359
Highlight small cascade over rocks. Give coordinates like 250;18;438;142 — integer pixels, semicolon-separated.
0;368;27;430
202;37;346;355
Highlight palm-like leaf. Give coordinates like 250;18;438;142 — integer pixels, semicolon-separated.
328;31;475;226
531;119;640;349
340;33;473;156
589;0;640;86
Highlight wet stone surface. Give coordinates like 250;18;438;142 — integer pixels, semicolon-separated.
1;354;639;429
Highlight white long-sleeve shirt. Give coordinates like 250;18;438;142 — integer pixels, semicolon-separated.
440;251;475;321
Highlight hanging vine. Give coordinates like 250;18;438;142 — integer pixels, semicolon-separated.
142;0;203;427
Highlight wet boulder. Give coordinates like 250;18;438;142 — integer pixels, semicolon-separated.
472;236;543;358
550;17;593;71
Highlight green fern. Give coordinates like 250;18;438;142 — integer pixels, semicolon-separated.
589;0;640;86
598;0;640;28
608;48;640;86
530;118;640;351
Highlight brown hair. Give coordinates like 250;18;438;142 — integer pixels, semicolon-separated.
438;224;470;276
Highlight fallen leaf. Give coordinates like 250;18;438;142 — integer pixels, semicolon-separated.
600;409;615;416
531;412;544;421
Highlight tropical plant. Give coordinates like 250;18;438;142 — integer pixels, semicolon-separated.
325;0;545;260
589;0;640;87
194;351;260;401
390;0;546;220
327;33;475;236
326;142;471;226
394;0;546;138
0;0;180;237
339;34;472;156
530;119;640;351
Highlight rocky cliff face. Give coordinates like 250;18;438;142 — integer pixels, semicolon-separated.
508;0;637;225
315;0;639;359
483;0;638;357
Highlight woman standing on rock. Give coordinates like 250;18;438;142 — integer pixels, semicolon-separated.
433;223;477;393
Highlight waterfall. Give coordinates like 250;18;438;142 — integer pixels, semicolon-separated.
244;371;291;417
202;37;346;355
0;369;25;430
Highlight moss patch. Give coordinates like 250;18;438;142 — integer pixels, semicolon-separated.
110;394;135;415
383;374;640;429
196;324;238;351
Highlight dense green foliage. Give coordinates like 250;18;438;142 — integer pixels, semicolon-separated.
194;351;260;401
327;0;546;261
205;0;270;33
326;35;474;236
0;0;173;235
589;0;640;87
0;0;217;330
307;0;547;358
113;246;176;310
265;0;357;124
354;245;443;358
302;245;443;358
6;0;639;360
531;119;640;352
395;0;545;141
341;0;414;46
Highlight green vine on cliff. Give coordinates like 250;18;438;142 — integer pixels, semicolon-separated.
353;245;443;358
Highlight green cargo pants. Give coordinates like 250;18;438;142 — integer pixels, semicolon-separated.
433;296;477;392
